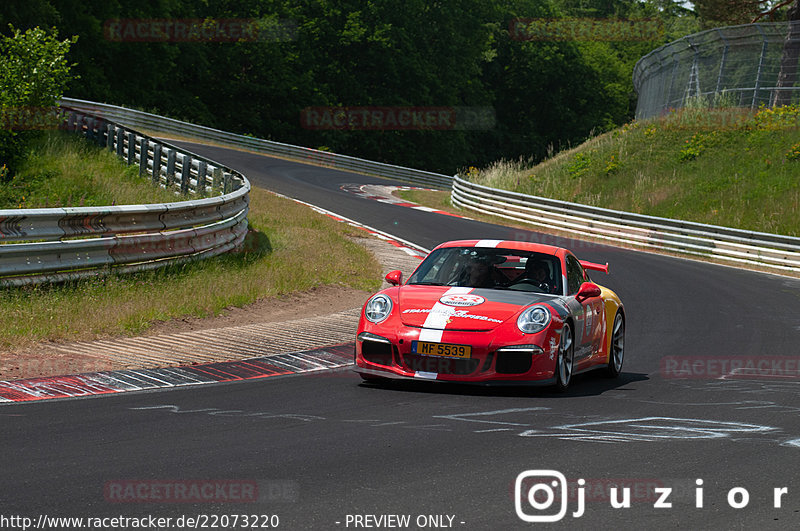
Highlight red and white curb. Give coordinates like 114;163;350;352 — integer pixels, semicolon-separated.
340;183;471;220
269;190;430;259
0;344;354;403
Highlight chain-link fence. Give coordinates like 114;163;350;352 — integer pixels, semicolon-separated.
633;21;800;119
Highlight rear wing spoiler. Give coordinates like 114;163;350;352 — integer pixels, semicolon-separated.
579;260;609;274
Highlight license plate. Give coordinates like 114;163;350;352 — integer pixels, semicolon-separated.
412;341;472;359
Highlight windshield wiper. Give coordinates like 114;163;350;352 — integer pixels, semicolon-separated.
408;281;447;286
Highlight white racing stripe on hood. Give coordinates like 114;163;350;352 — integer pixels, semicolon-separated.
418;286;472;343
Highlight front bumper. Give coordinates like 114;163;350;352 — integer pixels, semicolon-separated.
354;327;560;384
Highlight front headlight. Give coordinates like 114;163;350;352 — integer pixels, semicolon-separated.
517;305;551;334
365;294;393;323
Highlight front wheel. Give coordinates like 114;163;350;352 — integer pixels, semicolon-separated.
604;312;625;378
554;324;574;392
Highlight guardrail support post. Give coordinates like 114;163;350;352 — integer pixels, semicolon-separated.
180;155;191;195
212;168;222;193
116;128;124;157
139;137;148;178
224;173;232;194
86;117;96;142
152;144;162;184
126;132;136;166
97;121;108;147
166;150;176;187
197;161;207;196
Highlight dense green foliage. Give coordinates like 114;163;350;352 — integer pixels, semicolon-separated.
1;0;697;174
0;131;183;209
0;25;75;176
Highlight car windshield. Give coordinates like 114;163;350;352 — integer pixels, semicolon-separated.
407;247;563;294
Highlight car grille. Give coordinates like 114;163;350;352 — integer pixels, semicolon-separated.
401;354;480;375
495;350;533;374
361;341;394;366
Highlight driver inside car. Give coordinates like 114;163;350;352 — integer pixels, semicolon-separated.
525;258;556;293
464;256;495;288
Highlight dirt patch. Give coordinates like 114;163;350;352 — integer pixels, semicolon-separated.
143;285;370;335
0;285;371;381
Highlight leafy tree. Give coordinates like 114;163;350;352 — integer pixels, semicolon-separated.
1;0;686;173
0;25;76;177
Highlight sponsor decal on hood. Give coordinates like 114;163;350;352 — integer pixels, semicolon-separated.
439;294;485;307
402;308;503;324
397;285;562;331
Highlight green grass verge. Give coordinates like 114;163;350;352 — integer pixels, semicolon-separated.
0;132;382;350
0;131;186;208
465;105;800;237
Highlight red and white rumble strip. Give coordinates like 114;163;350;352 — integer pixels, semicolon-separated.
340;183;471;219
0;344;354;403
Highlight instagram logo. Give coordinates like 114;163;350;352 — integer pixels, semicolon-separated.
515;470;582;522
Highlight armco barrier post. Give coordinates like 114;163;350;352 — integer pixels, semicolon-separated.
97;121;108;148
139;137;148;178
126;132;136;166
197;161;207;196
106;123;115;150
180;154;191;195
166;149;176;187
212;167;222;192
115;128;124;157
152;144;162;185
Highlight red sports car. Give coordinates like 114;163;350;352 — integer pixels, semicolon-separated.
354;240;625;390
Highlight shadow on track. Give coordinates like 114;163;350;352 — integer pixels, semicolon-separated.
357;371;648;398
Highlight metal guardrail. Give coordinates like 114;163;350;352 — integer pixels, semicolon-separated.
0;108;250;286
634;22;800;119
60;98;454;189
46;100;800;275
452;175;800;272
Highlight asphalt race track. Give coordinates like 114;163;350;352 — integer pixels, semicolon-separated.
3;142;800;530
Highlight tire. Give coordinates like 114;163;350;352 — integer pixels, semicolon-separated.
554;324;574;392
604;312;625;378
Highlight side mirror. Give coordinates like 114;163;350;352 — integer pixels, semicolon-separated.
385;270;403;286
576;282;601;302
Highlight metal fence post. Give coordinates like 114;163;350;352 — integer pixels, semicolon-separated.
666;55;680;112
753;24;768;108
714;28;729;97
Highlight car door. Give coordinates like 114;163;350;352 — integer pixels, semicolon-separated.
564;254;604;365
